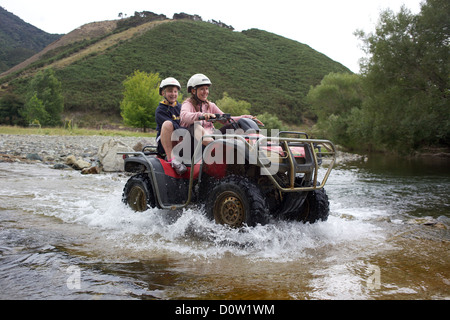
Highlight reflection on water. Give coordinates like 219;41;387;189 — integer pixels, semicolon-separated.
0;155;448;300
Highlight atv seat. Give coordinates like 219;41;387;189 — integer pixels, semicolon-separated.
142;145;193;167
238;118;260;133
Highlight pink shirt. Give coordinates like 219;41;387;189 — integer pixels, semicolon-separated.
180;99;251;133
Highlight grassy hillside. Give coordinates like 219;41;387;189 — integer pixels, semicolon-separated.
0;7;61;73
1;18;350;126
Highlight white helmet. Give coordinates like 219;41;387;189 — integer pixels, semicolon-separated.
159;77;181;95
187;74;212;93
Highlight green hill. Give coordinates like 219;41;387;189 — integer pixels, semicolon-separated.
0;7;62;73
1;14;350;126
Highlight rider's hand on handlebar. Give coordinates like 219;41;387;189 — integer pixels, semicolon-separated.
199;113;216;121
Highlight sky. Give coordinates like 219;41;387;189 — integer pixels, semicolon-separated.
1;0;424;73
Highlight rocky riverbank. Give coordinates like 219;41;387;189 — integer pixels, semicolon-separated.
0;133;369;173
0;134;155;173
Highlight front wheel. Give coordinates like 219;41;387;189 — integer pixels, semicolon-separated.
122;173;156;211
298;188;330;223
205;176;269;228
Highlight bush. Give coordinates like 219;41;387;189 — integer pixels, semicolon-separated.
216;92;251;115
256;112;288;136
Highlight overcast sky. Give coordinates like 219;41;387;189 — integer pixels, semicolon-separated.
1;0;424;73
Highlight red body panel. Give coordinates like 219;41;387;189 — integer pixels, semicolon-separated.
159;158;201;179
156;139;306;180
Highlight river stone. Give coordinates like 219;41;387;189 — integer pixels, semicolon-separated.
26;153;43;161
65;155;77;166
73;159;91;170
97;139;134;172
406;216;447;229
81;166;100;175
53;163;70;170
65;155;90;170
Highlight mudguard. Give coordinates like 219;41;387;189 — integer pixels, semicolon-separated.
123;155;200;208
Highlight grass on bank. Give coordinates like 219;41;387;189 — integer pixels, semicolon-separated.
0;121;313;138
0;125;156;137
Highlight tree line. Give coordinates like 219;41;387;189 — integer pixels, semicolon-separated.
307;0;449;153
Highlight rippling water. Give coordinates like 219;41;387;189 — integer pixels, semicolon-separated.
0;156;449;300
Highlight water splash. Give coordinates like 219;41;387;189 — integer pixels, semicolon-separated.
1;162;386;263
61;194;386;262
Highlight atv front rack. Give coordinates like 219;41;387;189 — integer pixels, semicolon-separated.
199;133;336;192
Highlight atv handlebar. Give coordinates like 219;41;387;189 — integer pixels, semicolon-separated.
198;113;264;127
198;113;231;121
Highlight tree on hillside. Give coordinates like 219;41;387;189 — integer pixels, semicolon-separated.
23;68;64;126
355;0;449;151
120;70;161;132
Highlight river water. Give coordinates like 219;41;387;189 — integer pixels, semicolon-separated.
0;155;448;300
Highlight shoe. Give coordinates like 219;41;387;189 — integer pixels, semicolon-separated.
171;158;187;175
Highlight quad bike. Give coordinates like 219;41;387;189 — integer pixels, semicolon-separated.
120;114;336;228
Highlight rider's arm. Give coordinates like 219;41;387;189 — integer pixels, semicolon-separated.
208;102;254;123
180;100;203;127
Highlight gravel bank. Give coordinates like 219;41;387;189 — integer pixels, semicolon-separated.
0;133;369;168
0;134;155;165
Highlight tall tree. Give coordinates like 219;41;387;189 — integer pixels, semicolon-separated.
120;70;161;132
355;0;449;151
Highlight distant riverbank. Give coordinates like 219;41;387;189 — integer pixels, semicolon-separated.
0;125;156;137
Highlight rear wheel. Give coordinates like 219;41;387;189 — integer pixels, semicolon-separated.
205;176;269;228
122;173;156;211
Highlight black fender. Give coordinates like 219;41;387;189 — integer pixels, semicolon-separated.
125;155;191;207
124;155;154;173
